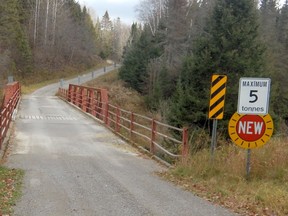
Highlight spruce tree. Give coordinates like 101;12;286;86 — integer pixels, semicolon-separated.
270;2;288;121
168;0;266;129
0;0;32;77
119;25;162;93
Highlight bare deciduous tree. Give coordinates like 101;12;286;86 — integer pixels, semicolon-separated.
136;0;165;36
112;18;130;61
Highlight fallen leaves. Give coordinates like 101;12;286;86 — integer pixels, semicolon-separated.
158;171;281;216
0;166;23;215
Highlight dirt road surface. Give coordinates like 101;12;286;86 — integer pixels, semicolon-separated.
31;65;118;96
7;68;236;216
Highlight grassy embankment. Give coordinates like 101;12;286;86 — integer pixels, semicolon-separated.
86;70;288;216
85;69;148;114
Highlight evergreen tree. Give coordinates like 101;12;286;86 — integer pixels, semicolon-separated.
259;0;280;70
270;1;288;121
278;1;288;47
0;0;32;78
101;11;113;31
168;0;266;129
119;25;162;93
164;0;189;72
99;11;113;59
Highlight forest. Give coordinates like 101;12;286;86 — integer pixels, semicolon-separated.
1;0;288;134
120;0;288;134
0;0;130;85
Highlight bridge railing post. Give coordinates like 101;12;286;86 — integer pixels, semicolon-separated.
72;86;76;104
116;107;120;133
75;87;79;107
81;88;85;111
68;85;72;102
182;127;189;159
91;91;96;116
151;119;156;155
130;112;134;138
105;103;109;125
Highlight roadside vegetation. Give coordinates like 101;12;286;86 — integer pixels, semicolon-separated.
86;70;288;216
115;1;288;214
163;137;288;216
0;166;23;215
120;0;288;134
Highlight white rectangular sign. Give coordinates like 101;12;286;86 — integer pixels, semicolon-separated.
237;77;271;115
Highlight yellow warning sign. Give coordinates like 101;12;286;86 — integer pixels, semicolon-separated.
208;75;227;119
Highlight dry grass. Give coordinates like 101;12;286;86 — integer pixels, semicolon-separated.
85;70;149;115
0;166;23;215
163;137;288;216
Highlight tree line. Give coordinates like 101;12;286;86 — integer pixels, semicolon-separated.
0;0;130;83
119;0;288;135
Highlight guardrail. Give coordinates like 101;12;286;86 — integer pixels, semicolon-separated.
58;85;189;160
0;82;21;150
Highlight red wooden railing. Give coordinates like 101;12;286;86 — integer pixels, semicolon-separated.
0;82;21;150
58;84;189;159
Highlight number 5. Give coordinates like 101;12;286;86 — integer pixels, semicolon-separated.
249;90;258;103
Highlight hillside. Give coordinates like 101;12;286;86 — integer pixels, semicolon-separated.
85;70;155;118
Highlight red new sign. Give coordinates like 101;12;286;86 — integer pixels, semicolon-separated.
228;113;274;149
236;115;265;142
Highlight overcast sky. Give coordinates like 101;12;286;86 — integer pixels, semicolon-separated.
78;0;140;24
78;0;287;25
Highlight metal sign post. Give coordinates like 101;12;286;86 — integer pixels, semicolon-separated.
246;149;251;180
210;119;218;159
229;113;273;180
208;75;227;161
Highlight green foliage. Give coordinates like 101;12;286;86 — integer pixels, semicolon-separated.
168;0;266;130
119;25;162;93
168;75;207;129
0;0;32;77
268;2;288;121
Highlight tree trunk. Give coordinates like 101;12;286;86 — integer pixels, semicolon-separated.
44;0;50;46
33;0;40;46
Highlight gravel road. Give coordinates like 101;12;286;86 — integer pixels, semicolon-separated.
31;65;118;96
7;67;237;216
